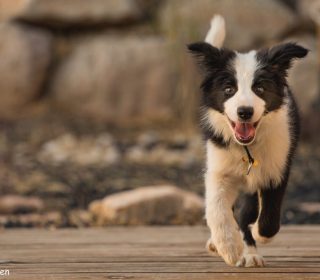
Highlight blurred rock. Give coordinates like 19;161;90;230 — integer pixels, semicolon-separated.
160;0;295;50
134;0;162;18
125;133;203;166
299;202;320;214
0;22;52;118
287;35;319;115
38;133;120;165
41;182;70;196
280;0;299;11
0;211;63;228
137;131;160;149
68;209;92;227
181;190;205;224
0;0;142;27
14;171;48;195
49;36;175;123
125;145;199;167
298;0;320;24
0;195;44;214
89;185;204;225
0;0;26;21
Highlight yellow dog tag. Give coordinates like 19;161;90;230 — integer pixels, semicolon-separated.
242;157;259;175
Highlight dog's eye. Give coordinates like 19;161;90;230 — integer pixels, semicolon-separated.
255;86;264;94
224;87;236;96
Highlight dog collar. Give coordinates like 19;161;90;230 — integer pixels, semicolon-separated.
242;146;259;175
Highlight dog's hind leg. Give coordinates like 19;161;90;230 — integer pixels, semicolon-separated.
234;193;265;267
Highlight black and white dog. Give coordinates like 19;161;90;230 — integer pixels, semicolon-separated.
188;15;308;267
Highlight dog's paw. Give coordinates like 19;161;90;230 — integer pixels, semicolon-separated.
206;238;217;255
251;223;273;244
218;242;243;266
214;233;244;266
236;253;265;267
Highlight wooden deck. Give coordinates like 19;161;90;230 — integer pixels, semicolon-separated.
0;226;319;279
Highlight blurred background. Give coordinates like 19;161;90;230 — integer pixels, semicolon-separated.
0;0;318;228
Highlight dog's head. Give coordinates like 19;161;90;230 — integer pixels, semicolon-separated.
188;42;308;145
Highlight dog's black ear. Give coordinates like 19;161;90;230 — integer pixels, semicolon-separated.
263;43;309;71
187;42;222;73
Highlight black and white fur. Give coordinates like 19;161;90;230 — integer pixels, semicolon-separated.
188;15;308;267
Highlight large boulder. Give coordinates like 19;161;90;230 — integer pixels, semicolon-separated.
89;185;204;225
297;0;320;24
0;22;52;118
0;0;26;21
159;0;296;50
48;35;176;123
0;0;142;27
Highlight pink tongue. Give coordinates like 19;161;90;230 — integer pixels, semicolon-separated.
235;122;255;140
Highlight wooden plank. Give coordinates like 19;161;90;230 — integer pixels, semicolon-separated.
7;273;320;280
4;261;320;273
0;226;319;279
0;225;318;244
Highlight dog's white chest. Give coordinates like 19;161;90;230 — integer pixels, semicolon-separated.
206;106;291;192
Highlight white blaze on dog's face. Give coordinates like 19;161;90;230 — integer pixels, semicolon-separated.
224;51;266;145
188;42;308;146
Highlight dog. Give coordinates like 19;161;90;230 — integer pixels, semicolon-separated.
188;15;308;267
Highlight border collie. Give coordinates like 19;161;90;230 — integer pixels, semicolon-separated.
188;15;308;267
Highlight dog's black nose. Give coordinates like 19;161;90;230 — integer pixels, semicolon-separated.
237;106;254;121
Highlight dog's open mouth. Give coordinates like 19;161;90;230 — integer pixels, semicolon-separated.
229;120;259;144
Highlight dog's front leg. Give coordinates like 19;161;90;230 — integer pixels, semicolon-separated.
205;171;243;266
251;180;287;244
